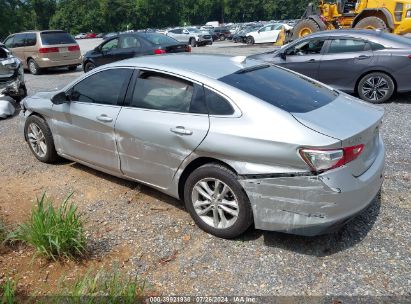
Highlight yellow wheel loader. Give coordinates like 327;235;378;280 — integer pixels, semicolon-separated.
292;0;411;40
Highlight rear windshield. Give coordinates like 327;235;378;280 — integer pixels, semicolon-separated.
219;65;338;113
142;33;179;45
40;31;76;45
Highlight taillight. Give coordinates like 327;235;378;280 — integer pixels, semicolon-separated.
68;45;80;52
39;47;59;53
186;45;192;52
154;49;167;55
408;54;411;59
299;144;364;173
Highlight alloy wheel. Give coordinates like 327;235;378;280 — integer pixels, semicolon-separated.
361;76;390;101
191;178;239;229
27;123;47;158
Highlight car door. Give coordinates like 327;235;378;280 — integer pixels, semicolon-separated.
115;70;210;190
277;37;327;79
254;25;271;43
52;68;133;173
23;33;37;66
94;37;120;66
117;35;142;59
318;38;374;91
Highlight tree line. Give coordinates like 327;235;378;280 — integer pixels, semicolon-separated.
0;0;313;39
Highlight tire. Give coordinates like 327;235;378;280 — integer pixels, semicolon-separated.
189;38;197;47
354;17;388;31
219;35;226;41
184;163;253;239
28;59;41;75
24;115;59;163
357;72;395;104
68;65;77;71
246;36;255;45
292;19;321;40
84;61;96;73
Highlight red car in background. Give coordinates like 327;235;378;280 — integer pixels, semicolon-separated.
85;33;97;39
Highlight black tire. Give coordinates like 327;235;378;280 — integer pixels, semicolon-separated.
68;65;77;71
28;59;41;75
246;36;255;45
219;35;226;41
189;38;197;47
84;61;96;73
184;163;253;239
292;19;321;40
24;115;59;163
357;72;395;104
354;17;388;31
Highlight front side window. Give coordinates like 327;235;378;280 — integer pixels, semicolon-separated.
4;36;14;48
286;39;326;56
328;39;366;53
219;65;338;113
70;69;132;105
131;71;194;112
101;38;118;52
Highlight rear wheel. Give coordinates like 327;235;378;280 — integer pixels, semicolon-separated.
292;19;321;40
84;61;96;73
357;72;395;104
219;34;226;41
28;59;41;75
24;115;59;163
354;17;388;31
184;163;253;239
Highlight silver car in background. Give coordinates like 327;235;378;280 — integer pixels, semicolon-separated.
21;54;385;238
166;27;213;47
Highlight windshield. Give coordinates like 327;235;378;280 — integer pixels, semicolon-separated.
142;33;179;45
219;65;338;113
187;28;201;33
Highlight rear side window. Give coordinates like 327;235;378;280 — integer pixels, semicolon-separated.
219;65;338;113
328;39;366;53
25;33;37;46
142;33;179;45
131;72;194;112
120;36;141;49
13;34;26;48
40;31;76;45
70;69;132;105
204;88;234;115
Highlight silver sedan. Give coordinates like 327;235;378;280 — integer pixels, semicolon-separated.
21;54;385;238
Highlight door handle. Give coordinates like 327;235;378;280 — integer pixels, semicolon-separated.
357;55;371;60
307;59;316;63
170;126;193;135
96;114;113;123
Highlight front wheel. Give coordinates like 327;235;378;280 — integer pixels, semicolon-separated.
84;62;96;73
24;115;59;163
189;38;197;47
357;72;395;104
28;59;41;75
184;163;253;239
246;36;255;45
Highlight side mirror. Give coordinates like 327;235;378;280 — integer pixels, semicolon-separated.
51;91;69;105
94;46;101;52
279;52;286;60
258;30;261;33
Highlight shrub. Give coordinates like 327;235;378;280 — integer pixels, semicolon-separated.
9;193;86;260
0;220;6;244
63;267;145;304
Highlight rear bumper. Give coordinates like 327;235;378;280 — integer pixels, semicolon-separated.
36;57;82;68
240;136;385;236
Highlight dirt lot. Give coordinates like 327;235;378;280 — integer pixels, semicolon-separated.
0;41;410;298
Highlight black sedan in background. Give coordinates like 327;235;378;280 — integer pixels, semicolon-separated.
82;32;191;72
250;30;411;103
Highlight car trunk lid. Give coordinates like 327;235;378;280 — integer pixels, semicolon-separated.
292;94;384;176
40;31;80;61
164;43;190;53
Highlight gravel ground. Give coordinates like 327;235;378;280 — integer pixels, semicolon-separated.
0;41;410;297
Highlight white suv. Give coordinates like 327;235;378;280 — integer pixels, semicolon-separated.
166;27;213;47
246;23;292;44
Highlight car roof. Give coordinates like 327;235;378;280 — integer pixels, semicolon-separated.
107;54;262;79
8;30;67;35
305;29;382;38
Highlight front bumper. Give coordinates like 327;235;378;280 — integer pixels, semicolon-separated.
239;137;385;236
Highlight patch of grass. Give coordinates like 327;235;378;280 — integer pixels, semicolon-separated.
0;220;6;244
8;193;86;261
63;267;145;303
0;276;17;304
